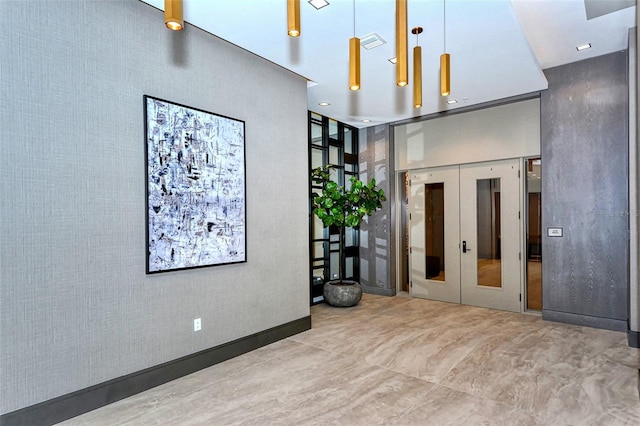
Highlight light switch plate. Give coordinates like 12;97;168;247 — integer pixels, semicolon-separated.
547;227;563;237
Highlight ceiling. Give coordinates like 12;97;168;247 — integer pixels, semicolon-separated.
141;0;637;128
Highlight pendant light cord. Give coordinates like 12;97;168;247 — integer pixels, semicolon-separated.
353;0;356;38
443;0;447;52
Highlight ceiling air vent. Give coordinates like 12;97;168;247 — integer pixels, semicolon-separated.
360;33;386;50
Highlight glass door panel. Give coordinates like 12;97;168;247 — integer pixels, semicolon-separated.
329;233;340;280
425;182;445;281
344;127;354;154
310;123;323;146
312;241;324;259
345;257;354;278
476;178;502;288
328;119;339;140
329;145;340;165
311;147;324;169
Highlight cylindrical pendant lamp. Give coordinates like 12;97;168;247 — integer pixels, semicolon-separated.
165;0;184;31
288;0;301;37
413;46;422;107
440;53;450;96
440;0;450;96
396;0;408;87
349;37;361;91
412;27;423;108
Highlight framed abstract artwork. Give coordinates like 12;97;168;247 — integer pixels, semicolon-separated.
144;95;246;273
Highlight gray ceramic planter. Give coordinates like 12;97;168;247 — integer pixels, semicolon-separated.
323;280;362;307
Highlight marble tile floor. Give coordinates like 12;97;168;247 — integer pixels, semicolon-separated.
59;294;640;425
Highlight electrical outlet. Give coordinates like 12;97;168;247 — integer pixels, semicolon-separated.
193;318;202;332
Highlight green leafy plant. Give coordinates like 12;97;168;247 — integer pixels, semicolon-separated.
311;165;386;283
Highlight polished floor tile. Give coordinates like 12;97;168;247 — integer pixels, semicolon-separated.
59;294;640;426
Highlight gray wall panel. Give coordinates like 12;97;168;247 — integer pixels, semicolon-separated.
0;0;309;414
541;52;629;324
629;26;639;336
359;124;395;295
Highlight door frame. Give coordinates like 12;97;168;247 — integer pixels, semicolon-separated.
397;158;527;313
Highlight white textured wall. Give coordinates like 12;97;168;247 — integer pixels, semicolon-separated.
394;99;541;171
0;0;309;414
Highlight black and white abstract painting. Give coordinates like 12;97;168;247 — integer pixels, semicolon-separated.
144;96;246;273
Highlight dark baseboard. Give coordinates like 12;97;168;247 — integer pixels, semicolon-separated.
0;316;311;426
628;329;640;348
361;285;396;297
542;309;627;332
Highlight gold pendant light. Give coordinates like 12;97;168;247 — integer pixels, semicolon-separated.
412;27;423;108
440;53;450;96
440;0;451;96
349;0;360;91
396;0;408;86
287;0;301;37
349;37;361;91
165;0;184;31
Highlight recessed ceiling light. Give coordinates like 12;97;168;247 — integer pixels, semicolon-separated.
318;102;330;107
576;43;591;51
361;119;371;123
447;99;457;104
388;57;397;64
308;0;329;10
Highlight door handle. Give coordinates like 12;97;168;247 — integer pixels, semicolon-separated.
462;241;472;253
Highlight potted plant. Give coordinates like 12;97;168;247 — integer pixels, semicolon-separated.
311;165;386;307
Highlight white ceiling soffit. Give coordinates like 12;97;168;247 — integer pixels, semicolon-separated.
584;0;635;20
140;0;635;128
510;0;637;70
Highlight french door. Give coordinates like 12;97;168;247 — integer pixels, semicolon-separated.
409;166;460;304
409;159;522;312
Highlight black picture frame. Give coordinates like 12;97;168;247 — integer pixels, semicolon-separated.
144;95;247;273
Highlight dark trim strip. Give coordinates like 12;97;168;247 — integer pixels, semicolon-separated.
542;309;627;332
1;316;311;426
628;329;640;348
362;285;396;297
